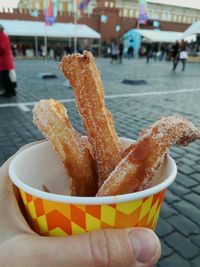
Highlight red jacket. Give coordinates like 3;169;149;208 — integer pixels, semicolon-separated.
0;31;14;71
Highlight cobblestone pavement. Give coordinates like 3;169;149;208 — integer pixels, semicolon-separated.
0;57;200;266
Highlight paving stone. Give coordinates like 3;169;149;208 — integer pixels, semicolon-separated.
193;165;200;172
170;182;190;196
164;232;199;259
184;146;200;157
187;153;200;162
160;202;178;219
191;256;200;267
190;173;200;182
159;254;191;267
160;240;173;258
172;200;200;226
183;192;200;209
178;165;195;175
165;190;180;204
179;157;197;166
191;235;200;248
169;150;182;159
168;215;199;237
191;185;200;195
156;217;174;237
176;173;198;188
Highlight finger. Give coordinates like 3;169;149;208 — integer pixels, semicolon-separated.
0;167;35;241
0;140;46;234
35;228;161;267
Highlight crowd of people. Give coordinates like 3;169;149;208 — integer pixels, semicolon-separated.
10;43;86;60
102;39;190;72
144;40;188;71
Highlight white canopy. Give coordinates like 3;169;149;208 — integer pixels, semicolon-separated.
135;29;196;43
0;19;101;39
183;21;200;37
135;29;182;43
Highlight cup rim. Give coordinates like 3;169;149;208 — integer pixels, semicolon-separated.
9;139;177;205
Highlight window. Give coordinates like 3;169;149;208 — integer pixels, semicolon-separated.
110;2;114;8
153;11;159;20
68;3;72;12
34;2;39;9
104;1;109;7
148;10;152;19
168;13;172;21
123;9;128;17
177;15;182;22
129;9;134;18
183;15;187;23
59;3;63;11
173;14;177;22
188;16;193;23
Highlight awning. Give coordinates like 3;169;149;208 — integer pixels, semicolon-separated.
0;19;101;39
135;29;182;43
183;21;200;37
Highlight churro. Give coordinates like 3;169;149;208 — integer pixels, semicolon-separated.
97;115;200;196
60;51;123;187
33;99;97;196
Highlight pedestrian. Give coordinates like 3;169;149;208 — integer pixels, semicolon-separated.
179;40;188;71
110;41;119;64
146;43;152;63
159;45;165;61
107;44;111;58
127;45;134;59
0;24;17;97
152;44;158;61
171;40;180;71
119;41;124;63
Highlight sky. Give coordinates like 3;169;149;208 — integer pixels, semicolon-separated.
1;0;200;10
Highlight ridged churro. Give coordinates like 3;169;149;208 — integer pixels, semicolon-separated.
33;99;97;196
60;51;123;187
97;115;200;196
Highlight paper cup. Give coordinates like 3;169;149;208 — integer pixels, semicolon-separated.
9;138;177;236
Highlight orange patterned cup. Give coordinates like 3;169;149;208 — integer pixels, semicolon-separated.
9;138;177;236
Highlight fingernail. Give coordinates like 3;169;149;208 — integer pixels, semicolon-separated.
128;229;160;263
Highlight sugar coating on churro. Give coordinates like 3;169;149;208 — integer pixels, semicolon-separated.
60;51;123;187
140;114;200;146
33;99;97;196
97;114;200;196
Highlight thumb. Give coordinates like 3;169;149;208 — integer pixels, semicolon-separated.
40;228;161;267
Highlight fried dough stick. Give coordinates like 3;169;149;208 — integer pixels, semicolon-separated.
60;51;123;187
33;99;97;196
97;115;200;196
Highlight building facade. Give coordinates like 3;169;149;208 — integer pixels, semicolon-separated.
1;0;200;41
17;0;200;25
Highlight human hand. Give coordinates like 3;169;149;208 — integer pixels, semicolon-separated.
0;143;161;267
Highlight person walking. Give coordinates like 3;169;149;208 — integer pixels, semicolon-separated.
119;41;124;64
146;43;152;63
179;40;188;71
171;40;180;71
110;41;119;64
127;45;134;59
0;24;17;97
